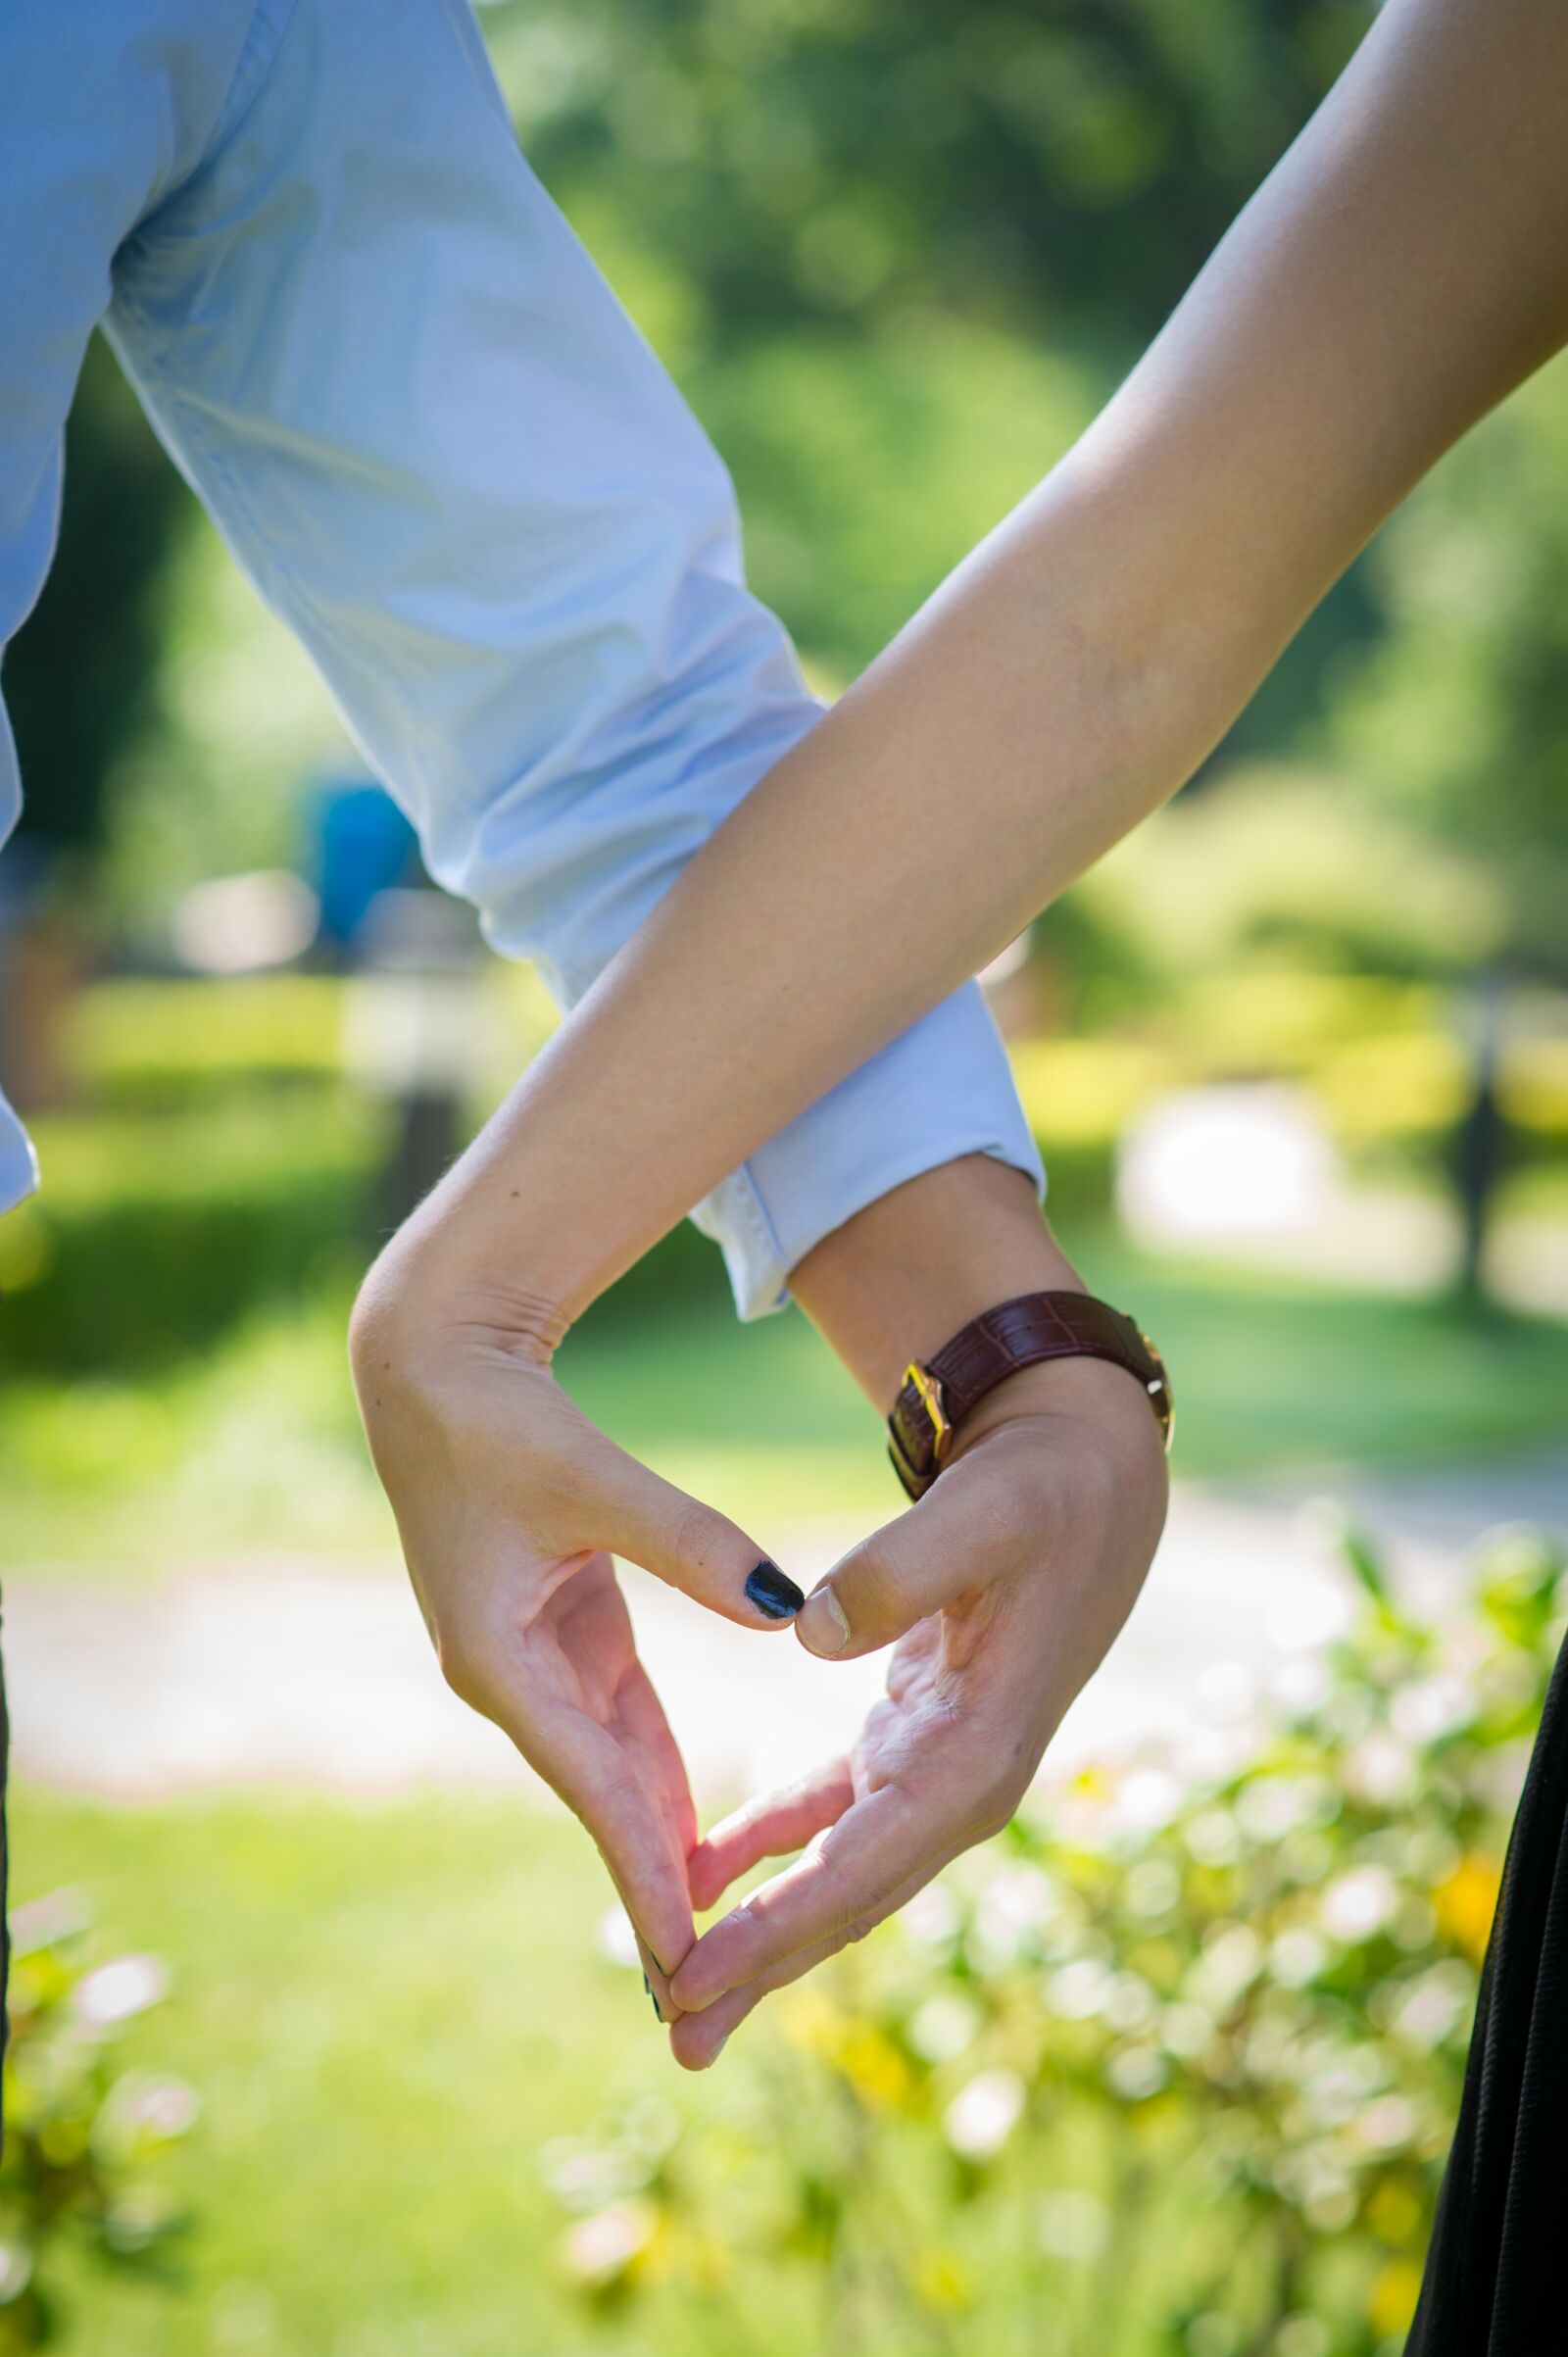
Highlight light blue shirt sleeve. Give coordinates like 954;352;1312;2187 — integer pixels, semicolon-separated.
0;0;1042;1317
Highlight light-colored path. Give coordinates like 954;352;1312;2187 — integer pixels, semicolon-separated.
9;1450;1566;1809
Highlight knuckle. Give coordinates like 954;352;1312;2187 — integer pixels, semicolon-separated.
435;1632;487;1710
669;1494;734;1586
949;1740;1026;1844
971;1771;1025;1843
973;1801;1019;1845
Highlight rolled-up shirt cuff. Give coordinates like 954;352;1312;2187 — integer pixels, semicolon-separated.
690;979;1045;1321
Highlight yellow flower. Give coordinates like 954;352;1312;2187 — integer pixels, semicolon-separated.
1366;2178;1424;2249
1432;1855;1502;1965
1369;2257;1424;2337
778;1985;847;2060
912;2249;972;2311
836;2027;913;2111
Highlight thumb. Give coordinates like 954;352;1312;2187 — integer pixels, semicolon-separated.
593;1439;804;1631
795;1464;1014;1659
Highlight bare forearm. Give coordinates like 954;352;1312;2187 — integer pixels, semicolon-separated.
791;1154;1073;1408
789;1151;1156;1491
370;0;1568;1332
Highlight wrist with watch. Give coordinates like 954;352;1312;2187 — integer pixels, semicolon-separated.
885;1290;1173;1500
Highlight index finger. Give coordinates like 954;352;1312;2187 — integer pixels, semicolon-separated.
669;1776;970;2013
492;1687;698;1982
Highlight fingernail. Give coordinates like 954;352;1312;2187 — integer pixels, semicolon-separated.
796;1584;852;1658
702;2034;729;2070
744;1558;805;1620
643;1973;663;2025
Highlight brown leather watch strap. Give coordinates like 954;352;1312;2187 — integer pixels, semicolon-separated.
886;1290;1173;1499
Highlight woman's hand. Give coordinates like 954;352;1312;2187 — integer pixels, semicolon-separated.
663;1356;1167;2064
348;1252;803;2003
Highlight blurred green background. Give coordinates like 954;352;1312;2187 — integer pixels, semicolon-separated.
3;2;1567;2352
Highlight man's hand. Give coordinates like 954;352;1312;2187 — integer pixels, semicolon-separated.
664;1353;1167;2063
348;1255;803;2007
636;1153;1169;2064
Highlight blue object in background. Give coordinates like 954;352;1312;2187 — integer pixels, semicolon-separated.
312;779;419;956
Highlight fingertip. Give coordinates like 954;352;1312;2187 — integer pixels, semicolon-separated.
795;1584;852;1658
686;1842;726;1914
669;2010;731;2072
666;1952;720;2015
744;1558;806;1623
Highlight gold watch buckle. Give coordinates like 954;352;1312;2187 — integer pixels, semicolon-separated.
905;1359;953;1469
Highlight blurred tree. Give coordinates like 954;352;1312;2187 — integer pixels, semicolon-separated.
20;0;1566;968
5;337;193;873
1329;355;1568;980
488;0;1372;347
486;0;1381;735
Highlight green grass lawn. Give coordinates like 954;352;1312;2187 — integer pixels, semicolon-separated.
15;1786;713;2357
5;1224;1567;1573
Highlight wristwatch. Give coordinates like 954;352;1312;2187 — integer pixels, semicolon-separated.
886;1290;1173;1500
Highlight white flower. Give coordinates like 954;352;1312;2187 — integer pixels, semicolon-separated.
1160;2002;1215;2060
1047;1958;1116;2021
944;2068;1025;2159
907;1994;980;2064
1345;1733;1418;1807
596;1904;640;1969
1106;2045;1166;2101
1184;1809;1242;1868
976;1866;1054;1959
563;2200;656;2284
902;1882;959;1947
1392;1965;1471;2051
1392;1674;1471;1744
1104;1974;1157;2035
9;1888;89;1960
1194;1924;1262;2005
1270;1929;1328;1988
1358;2094;1418;2151
0;2244;33;2304
1321;1866;1397;1943
1269;1654;1330;1718
1114;1770;1182;1833
74;1954;166;2028
121;2075;199;2137
1125;1858;1180;1919
1236;1776;1330;1843
1037;2188;1109;2262
539;2145;627;2212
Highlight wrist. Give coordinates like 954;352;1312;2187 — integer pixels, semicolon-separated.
791;1153;1074;1410
349;1212;570;1399
949;1350;1168;1481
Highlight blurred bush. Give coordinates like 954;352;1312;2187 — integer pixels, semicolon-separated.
61;979;349;1109
1011;967;1568;1222
0;1101;382;1375
0;1893;196;2351
1072;769;1510;995
549;1523;1564;2355
0;963;744;1377
6;959;1562;1377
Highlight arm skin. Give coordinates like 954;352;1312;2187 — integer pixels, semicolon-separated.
365;0;1568;1344
353;0;1568;2035
355;1145;1164;2038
